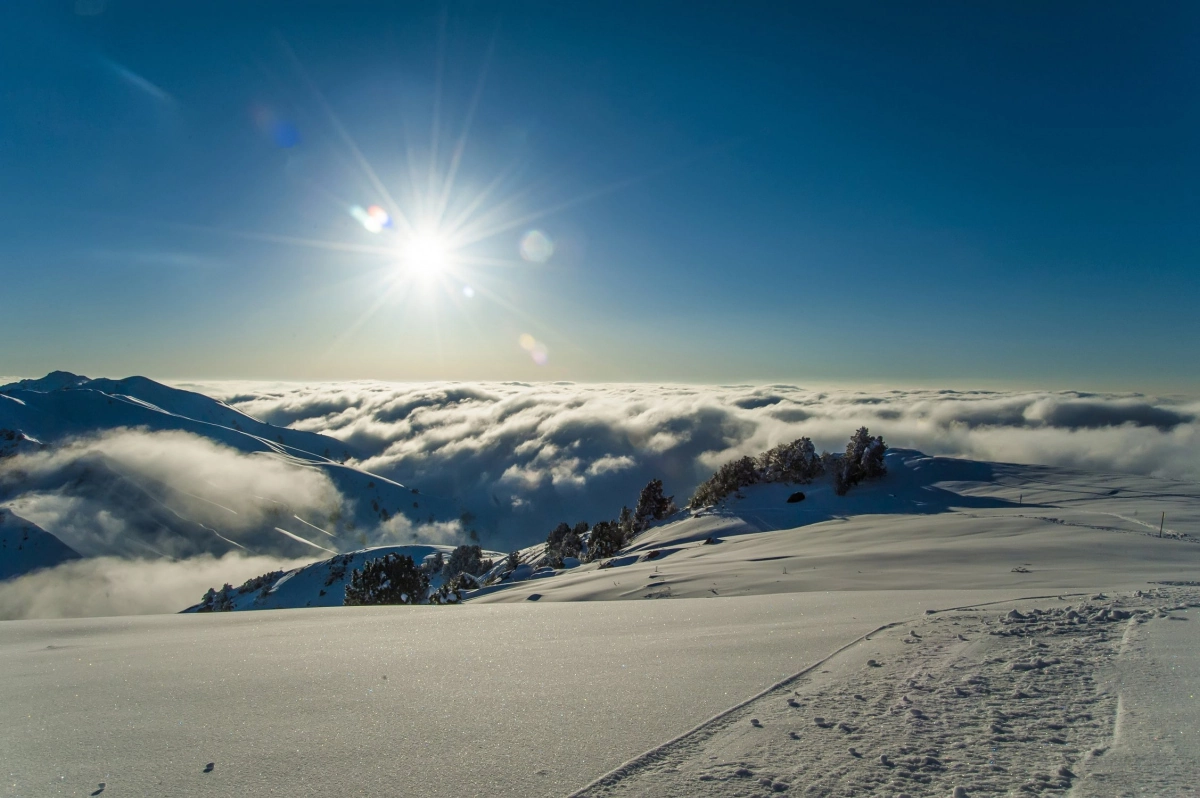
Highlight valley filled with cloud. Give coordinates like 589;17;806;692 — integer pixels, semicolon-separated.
199;379;1200;542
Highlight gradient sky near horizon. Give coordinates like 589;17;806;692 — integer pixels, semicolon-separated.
1;2;1197;391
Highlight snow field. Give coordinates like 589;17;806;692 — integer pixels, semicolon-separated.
572;587;1200;797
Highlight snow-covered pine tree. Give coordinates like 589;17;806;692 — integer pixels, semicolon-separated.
442;544;493;579
586;520;625;562
634;479;678;531
344;554;429;606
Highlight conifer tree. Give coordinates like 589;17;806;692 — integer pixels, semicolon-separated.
344;554;429;606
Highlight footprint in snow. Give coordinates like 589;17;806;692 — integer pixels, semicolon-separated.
203;763;214;773
787;698;800;708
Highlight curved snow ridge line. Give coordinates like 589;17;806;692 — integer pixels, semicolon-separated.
567;619;907;797
568;591;1100;797
924;591;1096;616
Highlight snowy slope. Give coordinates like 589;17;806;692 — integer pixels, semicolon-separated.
180;544;504;612
0;507;80;580
0;373;463;570
5;446;1200;796
473;449;1200;603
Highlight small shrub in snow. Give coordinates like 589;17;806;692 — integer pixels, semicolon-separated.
505;550;520;571
325;554;354;586
429;572;480;604
344;554;429;606
421;551;445;577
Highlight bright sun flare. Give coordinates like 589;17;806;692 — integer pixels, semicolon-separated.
404;233;449;277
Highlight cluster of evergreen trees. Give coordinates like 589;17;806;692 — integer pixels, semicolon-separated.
344;553;429;606
832;427;888;496
540;478;679;566
688;428;888;507
197;569;286;612
345;544;495;607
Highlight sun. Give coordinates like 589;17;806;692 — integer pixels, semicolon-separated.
403;232;450;278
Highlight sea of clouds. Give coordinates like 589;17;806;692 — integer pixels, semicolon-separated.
3;380;1197;619
206;381;1200;537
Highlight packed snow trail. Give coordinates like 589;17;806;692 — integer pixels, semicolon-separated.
571;588;1200;797
1072;595;1200;796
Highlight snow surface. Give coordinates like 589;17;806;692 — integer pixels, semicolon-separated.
0;589;1047;798
3;439;1200;794
472;450;1200;603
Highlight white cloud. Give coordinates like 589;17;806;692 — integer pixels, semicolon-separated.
0;553;314;620
0;428;345;558
174;381;1200;551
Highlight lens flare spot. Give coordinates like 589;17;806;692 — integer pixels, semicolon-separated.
519;230;555;263
252;106;301;148
518;333;549;365
367;205;391;229
462;285;475;298
350;205;383;233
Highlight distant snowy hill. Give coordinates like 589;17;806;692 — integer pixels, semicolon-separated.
0;507;80;580
472;448;1200;603
0;372;463;576
181;544;504;612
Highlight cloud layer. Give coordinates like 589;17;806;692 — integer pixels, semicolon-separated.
0;428;344;558
188;381;1200;550
0;553;315;620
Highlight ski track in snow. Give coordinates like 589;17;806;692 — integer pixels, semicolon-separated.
272;526;335;554
573;587;1200;798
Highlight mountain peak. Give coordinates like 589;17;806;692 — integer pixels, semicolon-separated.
0;371;91;394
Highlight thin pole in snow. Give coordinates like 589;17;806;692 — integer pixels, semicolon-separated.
1159;511;1165;538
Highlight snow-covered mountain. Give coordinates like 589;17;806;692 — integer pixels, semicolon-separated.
0;372;464;575
0;507;80;580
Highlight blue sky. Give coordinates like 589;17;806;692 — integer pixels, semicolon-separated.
1;2;1197;390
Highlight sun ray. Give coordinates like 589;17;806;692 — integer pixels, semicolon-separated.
432;29;498;230
427;9;448;208
277;35;416;236
453;137;750;248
